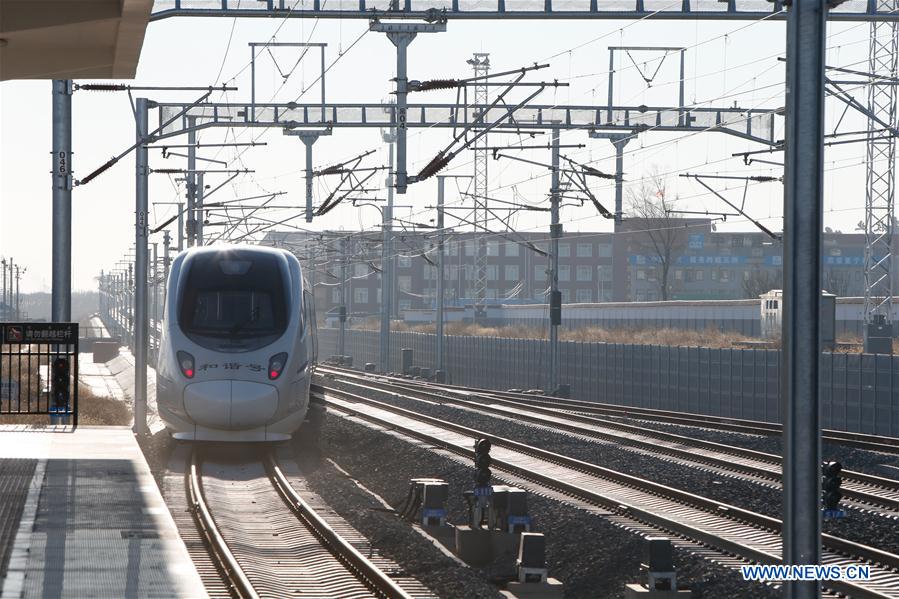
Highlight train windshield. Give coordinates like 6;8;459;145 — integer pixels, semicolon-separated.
179;251;288;352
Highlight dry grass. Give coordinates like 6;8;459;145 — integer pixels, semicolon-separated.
354;320;762;348
352;319;899;352
0;383;131;426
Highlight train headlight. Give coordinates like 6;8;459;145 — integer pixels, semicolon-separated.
268;353;288;380
177;351;195;379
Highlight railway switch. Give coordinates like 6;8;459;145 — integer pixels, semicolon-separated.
421;481;449;527
516;533;547;583
624;537;691;597
490;486;531;533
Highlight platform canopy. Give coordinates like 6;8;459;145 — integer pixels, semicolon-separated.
0;0;153;80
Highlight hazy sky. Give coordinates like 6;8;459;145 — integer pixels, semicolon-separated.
0;12;879;292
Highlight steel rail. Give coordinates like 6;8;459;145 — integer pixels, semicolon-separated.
319;367;899;512
391;375;899;454
265;454;415;599
313;383;899;599
186;450;260;599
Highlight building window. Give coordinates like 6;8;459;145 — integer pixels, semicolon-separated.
398;276;411;291
399;300;412;311
743;270;751;281
559;243;571;258
424;265;436;280
487;241;499;257
576;243;593;258
446;241;459;256
711;270;718;281
696;270;704;281
487;265;498;281
752;248;764;257
636;269;646;280
486;288;497;299
505;242;520;257
561;289;571;303
505;265;520;281
535;265;547;282
354;288;369;304
559;264;571;281
721;270;730;282
576;289;592;302
674;269;683;281
376;289;382;303
576;265;593;281
685;270;695;282
354;263;368;277
598;243;612;258
332;288;340;303
465;240;476;256
744;236;753;247
398;255;411;268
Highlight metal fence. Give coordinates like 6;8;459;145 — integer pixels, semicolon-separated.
1;322;79;427
318;328;899;438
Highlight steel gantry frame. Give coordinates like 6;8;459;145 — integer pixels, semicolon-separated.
864;2;899;351
117;6;834;596
150;0;899;21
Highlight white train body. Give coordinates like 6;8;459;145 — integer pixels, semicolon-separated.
156;245;315;441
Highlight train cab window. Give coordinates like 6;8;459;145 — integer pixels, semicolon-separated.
179;251;288;352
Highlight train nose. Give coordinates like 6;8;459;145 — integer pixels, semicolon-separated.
184;381;278;430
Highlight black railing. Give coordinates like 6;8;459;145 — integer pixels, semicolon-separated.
1;322;79;428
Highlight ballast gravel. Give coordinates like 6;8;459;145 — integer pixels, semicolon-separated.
312;399;781;598
319;376;899;556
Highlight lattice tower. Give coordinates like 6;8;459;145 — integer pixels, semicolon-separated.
865;9;898;326
470;53;490;312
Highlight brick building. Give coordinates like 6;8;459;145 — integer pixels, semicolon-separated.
263;223;872;319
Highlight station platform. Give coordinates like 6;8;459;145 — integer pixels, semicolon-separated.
0;426;207;598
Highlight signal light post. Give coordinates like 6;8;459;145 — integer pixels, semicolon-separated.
49;356;70;425
472;438;492;528
822;461;845;520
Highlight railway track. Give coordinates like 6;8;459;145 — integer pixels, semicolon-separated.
313;381;899;599
343;370;899;455
318;366;899;514
185;447;430;599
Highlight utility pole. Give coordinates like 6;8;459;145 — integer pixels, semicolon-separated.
151;242;158;360
548;125;562;395
436;176;446;377
2;258;7;315
380;128;396;372
339;236;348;358
196;172;205;246
782;2;827;598
186;116;197;248
14;266;22;320
177;202;185;251
52;79;73;322
163;230;171;307
134;97;150;436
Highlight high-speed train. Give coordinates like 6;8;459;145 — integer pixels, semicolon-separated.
156;245;316;441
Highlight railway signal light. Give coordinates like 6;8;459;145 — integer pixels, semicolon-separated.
822;461;846;519
50;357;70;410
474;438;492;487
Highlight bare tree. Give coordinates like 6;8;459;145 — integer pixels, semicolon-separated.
626;172;687;301
742;267;782;298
